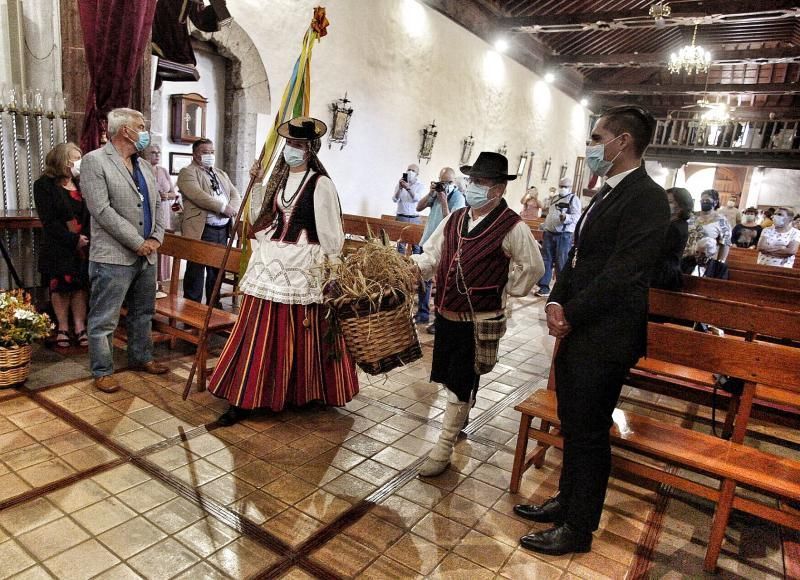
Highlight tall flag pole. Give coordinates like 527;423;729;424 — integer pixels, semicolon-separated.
182;7;329;400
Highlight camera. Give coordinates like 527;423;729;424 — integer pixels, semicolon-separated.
431;181;446;193
556;201;570;213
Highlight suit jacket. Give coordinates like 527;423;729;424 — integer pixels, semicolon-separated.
680;256;729;280
550;164;670;366
177;162;241;240
81;143;165;266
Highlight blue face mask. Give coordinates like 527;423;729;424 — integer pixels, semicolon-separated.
283;144;307;167
129;128;150;152
585;134;623;177
465;182;492;208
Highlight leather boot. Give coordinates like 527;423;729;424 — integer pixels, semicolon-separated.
419;391;470;477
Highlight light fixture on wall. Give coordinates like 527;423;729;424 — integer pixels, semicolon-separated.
209;0;233;27
559;161;569;180
668;24;711;75
541;157;552;181
419;120;437;163
648;1;671;28
328;93;354;150
497;143;508;157
460;133;474;165
517;152;528;177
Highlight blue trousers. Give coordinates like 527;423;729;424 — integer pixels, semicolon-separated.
537;230;573;293
183;224;229;304
88;258;156;377
395;215;421;255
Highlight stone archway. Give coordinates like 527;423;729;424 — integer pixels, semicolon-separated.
193;22;270;190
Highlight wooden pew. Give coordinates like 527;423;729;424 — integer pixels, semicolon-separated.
726;257;800;279
510;292;800;573
681;276;800;311
154;233;240;389
726;268;800;291
728;246;800;269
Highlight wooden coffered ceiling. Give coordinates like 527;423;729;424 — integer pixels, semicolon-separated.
423;0;800;117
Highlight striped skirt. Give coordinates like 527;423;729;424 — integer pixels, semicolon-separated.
208;295;359;411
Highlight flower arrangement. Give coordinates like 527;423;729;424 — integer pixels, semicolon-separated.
0;289;52;348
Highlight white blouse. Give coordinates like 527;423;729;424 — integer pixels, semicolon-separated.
757;226;800;268
238;171;344;304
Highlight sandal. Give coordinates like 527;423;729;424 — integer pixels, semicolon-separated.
55;330;71;348
76;330;88;347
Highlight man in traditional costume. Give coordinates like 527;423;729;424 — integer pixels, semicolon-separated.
208;117;358;425
411;152;543;476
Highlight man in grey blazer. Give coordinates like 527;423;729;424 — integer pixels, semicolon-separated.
81;108;169;393
177;139;240;304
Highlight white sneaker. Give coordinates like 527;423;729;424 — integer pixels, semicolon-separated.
155;290;168;299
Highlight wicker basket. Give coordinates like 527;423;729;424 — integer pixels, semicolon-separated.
0;345;32;388
334;293;422;375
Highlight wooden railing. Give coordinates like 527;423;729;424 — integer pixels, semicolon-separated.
651;114;800;153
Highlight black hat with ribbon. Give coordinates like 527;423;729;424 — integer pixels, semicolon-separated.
460;151;517;181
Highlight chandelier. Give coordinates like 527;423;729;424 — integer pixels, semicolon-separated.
668;25;711;75
648;2;671;28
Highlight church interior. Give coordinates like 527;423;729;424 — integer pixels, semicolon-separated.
0;1;798;578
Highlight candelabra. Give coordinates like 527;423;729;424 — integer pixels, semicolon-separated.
0;87;8;211
5;87;22;210
33;90;45;176
21;90;35;209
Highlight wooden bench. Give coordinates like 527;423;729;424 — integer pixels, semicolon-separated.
681;275;800;311
728;245;800;269
154;233;241;389
510;298;800;572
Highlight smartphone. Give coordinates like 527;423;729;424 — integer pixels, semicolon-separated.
402;172;408;182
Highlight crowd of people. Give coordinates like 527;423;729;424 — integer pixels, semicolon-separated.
31;103;800;559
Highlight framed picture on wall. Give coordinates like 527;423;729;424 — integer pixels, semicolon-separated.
169;152;193;175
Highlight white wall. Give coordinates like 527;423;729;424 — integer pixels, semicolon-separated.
228;0;589;216
151;47;227;176
749;168;800;211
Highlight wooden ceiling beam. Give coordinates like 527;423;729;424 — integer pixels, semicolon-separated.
548;47;800;68
502;1;800;33
586;82;800;96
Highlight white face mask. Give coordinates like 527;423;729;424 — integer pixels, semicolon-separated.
558;186;570;194
200;153;215;168
727;200;736;208
465;182;492;208
406;170;416;182
773;215;790;228
283;144;306;167
70;159;81;178
743;214;756;224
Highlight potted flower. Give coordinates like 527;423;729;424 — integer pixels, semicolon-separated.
0;289;52;387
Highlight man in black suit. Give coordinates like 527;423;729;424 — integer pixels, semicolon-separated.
514;105;670;555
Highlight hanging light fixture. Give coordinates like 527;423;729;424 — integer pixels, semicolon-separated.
668;24;711;75
648;2;671;29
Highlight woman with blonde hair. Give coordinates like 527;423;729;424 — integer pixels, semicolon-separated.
34;142;90;347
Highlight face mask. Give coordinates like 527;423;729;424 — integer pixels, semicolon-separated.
406;170;416;182
446;183;456;194
283;144;306;167
465;182;492;208
585;134;623;177
727;200;736;208
200;154;215;168
696;255;709;266
559;186;570;194
773;215;789;228
744;214;756;224
70;159;81;178
700;200;714;212
127;127;150;152
668;202;679;218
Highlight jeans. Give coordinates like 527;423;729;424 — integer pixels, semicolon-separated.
417;279;433;321
183;224;228;304
395;215;421;255
88;258;156;377
537;230;573;293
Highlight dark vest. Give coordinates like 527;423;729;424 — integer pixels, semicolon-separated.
435;200;521;313
271;173;321;244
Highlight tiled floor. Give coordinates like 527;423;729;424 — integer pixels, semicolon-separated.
0;294;794;579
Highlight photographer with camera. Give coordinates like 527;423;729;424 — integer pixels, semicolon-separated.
535;177;582;298
414;167;465;329
392;163;425;223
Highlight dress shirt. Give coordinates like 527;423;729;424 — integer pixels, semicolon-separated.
204;167;230;226
130;156;152;237
392;179;425;216
412;209;543;310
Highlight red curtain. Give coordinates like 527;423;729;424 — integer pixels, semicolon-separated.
78;0;158;152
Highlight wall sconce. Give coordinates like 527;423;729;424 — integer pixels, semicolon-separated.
541;157;552;181
497;143;508;157
460;133;474;165
328;93;354;150
559;161;569;180
516;152;528;177
419;120;437;163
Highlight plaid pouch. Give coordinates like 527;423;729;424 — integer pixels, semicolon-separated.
474;315;507;375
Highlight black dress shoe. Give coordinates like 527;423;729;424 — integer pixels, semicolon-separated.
514;496;566;523
217;406;249;426
520;523;592;556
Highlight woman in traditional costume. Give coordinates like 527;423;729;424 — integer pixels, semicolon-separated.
208;117;358;425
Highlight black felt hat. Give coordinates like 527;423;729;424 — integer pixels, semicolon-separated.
460;151;517;181
277;116;327;140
